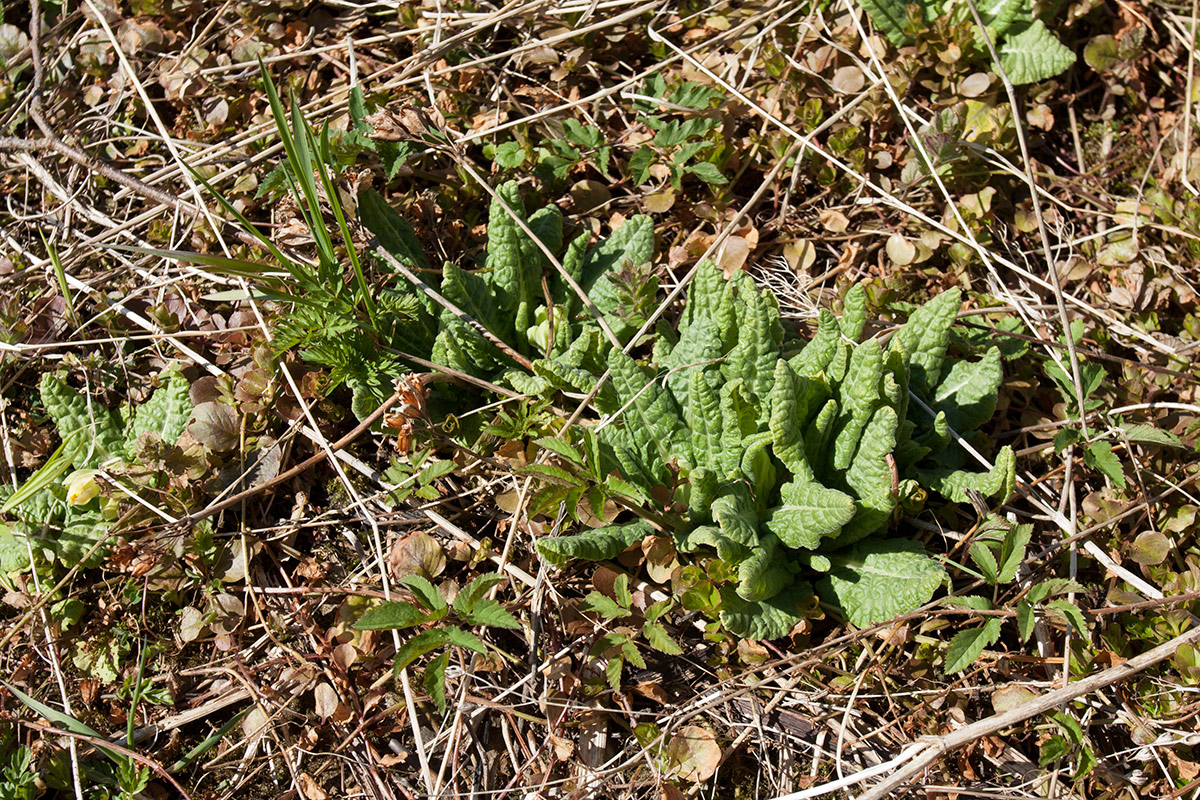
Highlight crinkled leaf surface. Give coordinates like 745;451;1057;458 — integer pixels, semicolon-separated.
764;481;856;550
999;21;1076;85
718;580;814;640
127;370;193;452
820;539;945;626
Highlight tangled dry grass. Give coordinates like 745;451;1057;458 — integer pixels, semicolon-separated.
1;0;1200;798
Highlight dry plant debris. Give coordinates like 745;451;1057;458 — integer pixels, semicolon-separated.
1;0;1199;798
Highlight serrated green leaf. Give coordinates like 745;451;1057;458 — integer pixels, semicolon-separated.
535;437;585;466
996;523;1031;584
354;600;437;630
643;622;683;654
684;161;727;185
979;0;1024;37
1117;422;1183;448
493;141;528;169
711;484;761;552
1045;599;1088;636
998;21;1076;85
392;627;487;676
453;572;507;615
1016;600;1035;643
1047;709;1084;744
519;463;586;488
399;574;447;612
458;598;521;629
944;618;1003;674
835;405;898;546
820;539;944;627
1083;441;1126;489
582;590;631;620
1026;579;1088;605
613;573;633;609
425;651;450;715
969;540;1000;584
943;594;992;611
1039;734;1071;766
628;146;655;185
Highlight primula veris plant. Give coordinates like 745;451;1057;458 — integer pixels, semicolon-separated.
538;263;1016;638
0;370;193;570
358;180;655;414
857;0;1076;85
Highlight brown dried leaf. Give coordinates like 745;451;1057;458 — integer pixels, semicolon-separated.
187;401;239;452
819;209;849;233
666;725;721;782
313;683;341;720
831;65;865;94
388;531;446;581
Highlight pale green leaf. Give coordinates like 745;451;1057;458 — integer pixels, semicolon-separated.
820;539;945;626
764;481;856;550
944;618;1003;673
718;581;814;640
998;21;1076;86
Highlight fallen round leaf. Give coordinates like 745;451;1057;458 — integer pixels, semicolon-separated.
314;682;341;720
570;179;611;212
819;209;849;233
187;401;239;451
831;65;865;94
1129;531;1170;565
644;189;676;214
886;234;916;266
717;236;751;275
992;684;1039;714
667;725;721;782
784;239;817;273
960;72;991;98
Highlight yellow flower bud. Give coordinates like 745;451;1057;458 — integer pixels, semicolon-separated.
64;469;101;505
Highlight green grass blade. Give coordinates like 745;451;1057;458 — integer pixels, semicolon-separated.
1;437;74;514
1;679;124;766
316;122;377;326
168;707;249;774
43;235;81;328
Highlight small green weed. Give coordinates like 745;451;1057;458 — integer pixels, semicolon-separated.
353;572;521;714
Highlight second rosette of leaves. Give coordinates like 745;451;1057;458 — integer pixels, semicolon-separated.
538;263;1015;638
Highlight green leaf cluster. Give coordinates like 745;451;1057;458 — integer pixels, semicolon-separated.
360;179;656;408
0;370;193;569
491;119;613;182
579;572;682;691
537;263;1016;637
857;0;1076;85
943;516;1087;673
353;572;519;714
625;76;729;189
